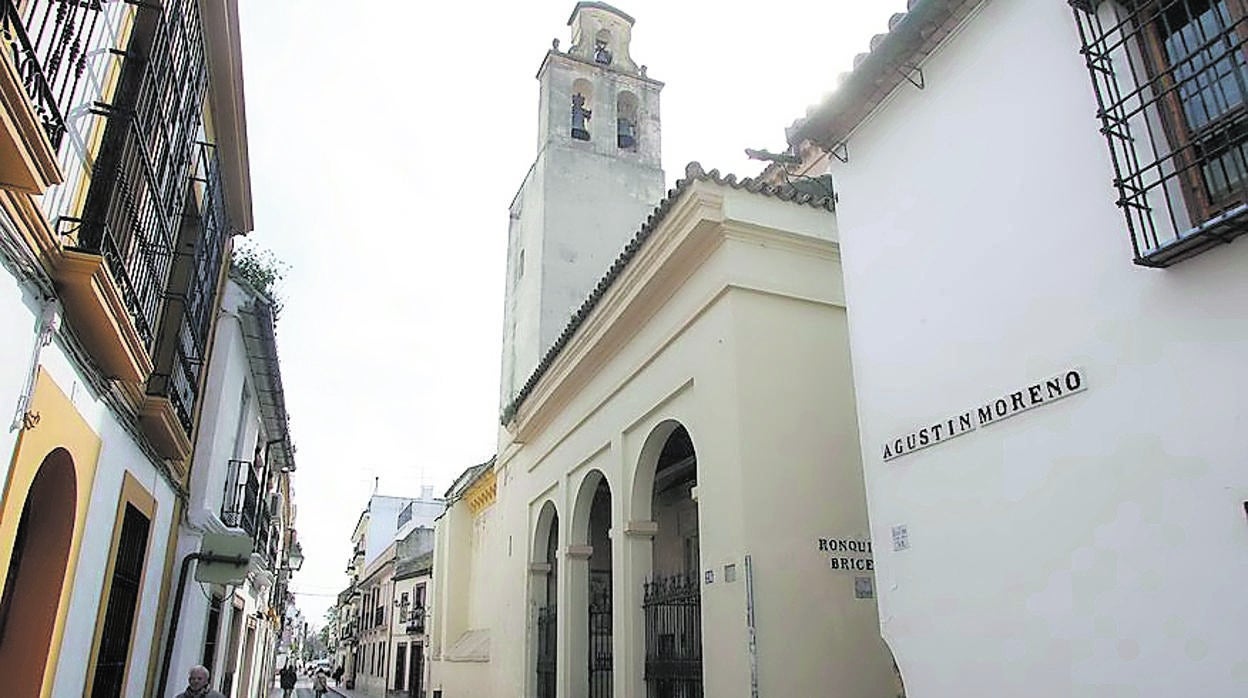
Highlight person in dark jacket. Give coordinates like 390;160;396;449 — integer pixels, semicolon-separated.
279;664;297;697
333;664;345;686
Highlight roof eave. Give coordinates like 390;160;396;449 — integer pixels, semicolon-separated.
786;0;978;149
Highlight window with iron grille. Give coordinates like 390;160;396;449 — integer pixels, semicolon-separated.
74;0;208;348
1071;0;1248;266
90;504;151;698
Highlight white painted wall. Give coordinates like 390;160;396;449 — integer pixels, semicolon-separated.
439;184;895;698
0;272;182;698
500;21;665;405
824;2;1248;696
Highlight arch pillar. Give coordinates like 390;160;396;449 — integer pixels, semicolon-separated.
561;544;592;698
619;520;656;698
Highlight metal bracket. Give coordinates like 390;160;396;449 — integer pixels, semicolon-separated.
828;141;849;164
897;62;925;90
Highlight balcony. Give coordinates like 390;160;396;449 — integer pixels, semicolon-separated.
405;608;426;635
0;0;102;193
221;458;275;567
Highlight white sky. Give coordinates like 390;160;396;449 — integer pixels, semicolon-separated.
235;0;907;623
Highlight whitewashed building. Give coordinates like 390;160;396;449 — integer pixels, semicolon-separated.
157;276;300;698
430;4;899;698
782;1;1248;696
0;1;254;696
339;490;444;692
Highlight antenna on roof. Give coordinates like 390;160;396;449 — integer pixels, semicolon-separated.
372;476;379;496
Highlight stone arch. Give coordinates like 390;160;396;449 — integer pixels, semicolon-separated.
0;448;77;697
571;78;594;141
530;500;559;698
616;91;639;150
566;469;613;697
628;419;690;523
627;420;702;696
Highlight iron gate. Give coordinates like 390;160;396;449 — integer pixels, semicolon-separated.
588;572;612;697
536;605;556;698
643;575;703;698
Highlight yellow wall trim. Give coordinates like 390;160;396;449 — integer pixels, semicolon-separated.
85;470;158;697
465;469;497;515
0;368;101;698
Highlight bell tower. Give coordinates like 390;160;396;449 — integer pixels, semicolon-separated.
500;2;666;411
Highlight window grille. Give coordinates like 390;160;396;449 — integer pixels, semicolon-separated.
75;0;208;346
90;504;151;698
1;0;104;149
1071;0;1248;266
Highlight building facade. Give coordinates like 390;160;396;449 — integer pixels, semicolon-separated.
388;532;434;697
0;1;253;696
338;490;445;692
430;6;897;698
158;276;300;698
784;1;1248;696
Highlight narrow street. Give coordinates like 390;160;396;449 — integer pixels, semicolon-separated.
269;677;364;698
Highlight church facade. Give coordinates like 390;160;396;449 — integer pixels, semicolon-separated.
430;4;899;697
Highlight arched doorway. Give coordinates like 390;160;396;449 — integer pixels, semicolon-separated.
570;470;613;698
0;448;77;697
637;423;702;698
532;501;559;698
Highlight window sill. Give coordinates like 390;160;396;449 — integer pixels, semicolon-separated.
1136;203;1248;268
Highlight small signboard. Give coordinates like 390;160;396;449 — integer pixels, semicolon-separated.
194;532;252;585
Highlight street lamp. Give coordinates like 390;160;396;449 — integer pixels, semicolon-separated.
286;543;304;572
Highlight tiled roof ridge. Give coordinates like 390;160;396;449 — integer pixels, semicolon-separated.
786;2;917;140
500;161;834;424
785;0;975;147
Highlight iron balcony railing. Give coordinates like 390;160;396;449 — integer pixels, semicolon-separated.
221;458;260;534
1;0;103;149
221;458;274;563
146;142;228;434
404;607;426;635
72;0;208;352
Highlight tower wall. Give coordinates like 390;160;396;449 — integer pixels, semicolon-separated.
500;3;665;408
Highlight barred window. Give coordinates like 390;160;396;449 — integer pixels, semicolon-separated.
1072;0;1248;266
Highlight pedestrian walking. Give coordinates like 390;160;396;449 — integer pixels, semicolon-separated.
313;669;328;697
333;663;345;686
279;663;297;698
173;665;226;698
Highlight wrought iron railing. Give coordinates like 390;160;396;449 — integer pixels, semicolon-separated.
221;457;275;566
146;142;228;434
588;571;612;698
1;0;103;149
535;605;556;698
221;458;260;535
643;575;702;698
1071;0;1248;266
75;0;207;351
405;607;426;635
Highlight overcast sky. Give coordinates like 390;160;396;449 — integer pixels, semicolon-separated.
235;0;907;622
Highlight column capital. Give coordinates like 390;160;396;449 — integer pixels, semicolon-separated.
624;520;658;538
566;544;593;559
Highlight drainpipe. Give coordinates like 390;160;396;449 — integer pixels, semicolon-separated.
745;554;759;698
155;551;250;697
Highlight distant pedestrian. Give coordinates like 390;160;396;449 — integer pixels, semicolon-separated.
174;665;226;698
333;664;345;686
279;663;297;698
313;669;328;697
